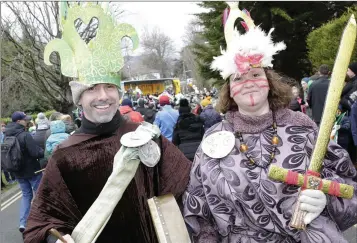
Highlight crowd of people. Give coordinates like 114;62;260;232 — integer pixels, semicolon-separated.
1;2;357;243
288;62;357;163
118;88;222;160
117;59;357;168
0;87;223;234
0;110;80;232
1;62;357;238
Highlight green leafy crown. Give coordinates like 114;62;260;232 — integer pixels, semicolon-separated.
44;2;139;86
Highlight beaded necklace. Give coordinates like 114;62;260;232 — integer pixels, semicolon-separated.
234;114;279;165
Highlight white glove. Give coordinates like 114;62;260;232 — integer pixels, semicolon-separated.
55;234;75;243
299;189;327;225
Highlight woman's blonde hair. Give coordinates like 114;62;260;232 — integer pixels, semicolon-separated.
60;114;72;122
217;69;293;113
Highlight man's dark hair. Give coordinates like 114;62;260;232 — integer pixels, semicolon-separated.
148;103;155;109
319;64;330;76
138;98;145;108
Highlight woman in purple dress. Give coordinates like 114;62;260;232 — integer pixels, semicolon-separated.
183;3;357;243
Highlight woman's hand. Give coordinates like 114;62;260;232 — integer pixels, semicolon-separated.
299;189;327;225
55;234;75;243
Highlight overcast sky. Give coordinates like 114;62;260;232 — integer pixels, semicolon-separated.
1;2;206;55
116;2;205;54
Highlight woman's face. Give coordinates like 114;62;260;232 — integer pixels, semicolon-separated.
292;87;299;98
229;68;269;111
301;82;308;91
347;68;355;78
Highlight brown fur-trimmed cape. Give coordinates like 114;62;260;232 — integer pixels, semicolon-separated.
24;121;192;243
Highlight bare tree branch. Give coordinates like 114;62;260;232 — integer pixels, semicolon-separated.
141;27;176;78
23;2;55;38
44;2;54;37
2;2;125;115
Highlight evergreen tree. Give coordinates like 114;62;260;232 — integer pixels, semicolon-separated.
193;2;227;85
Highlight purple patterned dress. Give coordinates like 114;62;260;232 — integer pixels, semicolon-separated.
183;109;357;243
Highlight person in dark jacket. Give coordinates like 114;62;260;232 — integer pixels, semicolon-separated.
340;62;357;112
289;98;302;112
200;99;222;131
289;86;305;112
307;64;330;127
334;106;356;163
136;98;148;116
4;111;44;233
144;102;157;124
333;107;353;151
350;100;357;165
1;122;16;185
33;113;49;149
173;99;204;161
33;113;50;168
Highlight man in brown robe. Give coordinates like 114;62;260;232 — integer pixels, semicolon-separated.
23;81;192;243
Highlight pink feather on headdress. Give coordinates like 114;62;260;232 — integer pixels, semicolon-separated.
222;8;230;27
234;54;264;74
242;9;251;18
240;21;249;31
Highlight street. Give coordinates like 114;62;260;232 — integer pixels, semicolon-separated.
1;196;23;243
0;194;356;243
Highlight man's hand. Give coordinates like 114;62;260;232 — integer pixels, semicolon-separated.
55;234;75;243
299;189;327;225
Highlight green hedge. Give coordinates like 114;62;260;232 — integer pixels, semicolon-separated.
307;7;357;70
0;110;57;124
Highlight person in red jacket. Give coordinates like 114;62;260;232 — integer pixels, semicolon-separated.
119;98;144;123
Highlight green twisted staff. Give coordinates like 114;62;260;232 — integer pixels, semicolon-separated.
268;14;357;229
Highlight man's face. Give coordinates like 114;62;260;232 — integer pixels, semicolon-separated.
1;124;5;132
17;120;28;127
78;83;120;124
347;68;355;78
230;67;269;112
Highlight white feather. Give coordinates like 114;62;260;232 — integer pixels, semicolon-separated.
210;26;286;78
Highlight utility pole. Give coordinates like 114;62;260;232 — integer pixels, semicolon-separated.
183;60;186;81
122;37;132;80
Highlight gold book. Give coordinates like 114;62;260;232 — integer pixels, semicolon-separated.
148;194;191;243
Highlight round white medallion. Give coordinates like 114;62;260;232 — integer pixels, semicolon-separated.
120;131;152;148
202;131;235;159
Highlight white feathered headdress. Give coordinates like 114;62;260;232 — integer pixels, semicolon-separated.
211;2;286;79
